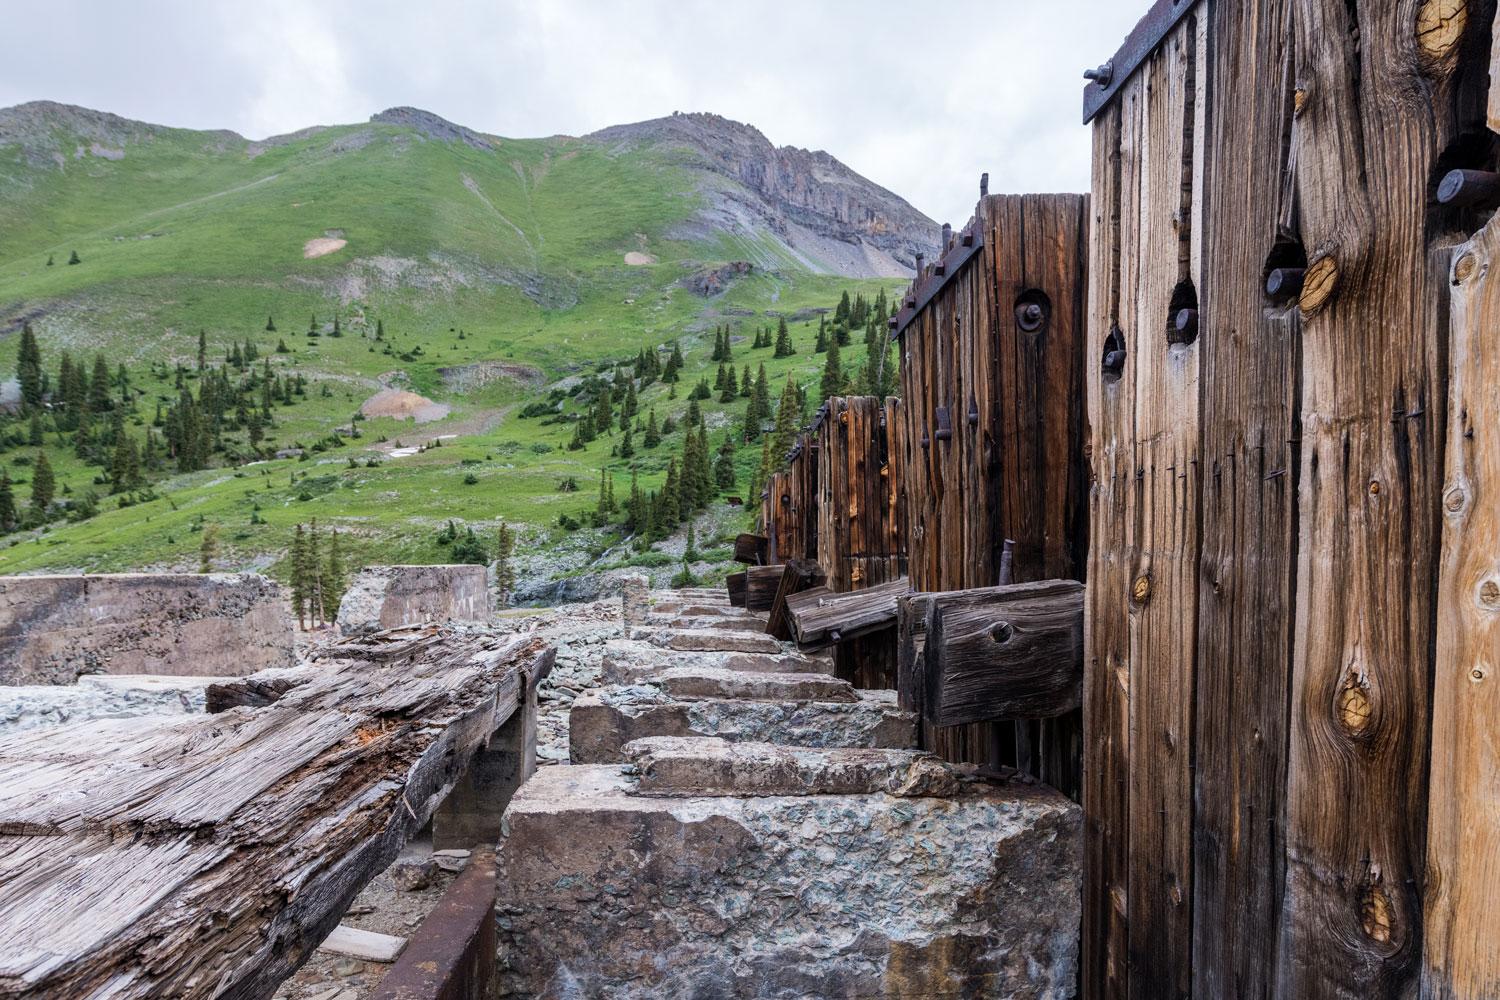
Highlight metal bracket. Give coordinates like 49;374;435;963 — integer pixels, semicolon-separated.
890;221;986;341
1082;0;1200;124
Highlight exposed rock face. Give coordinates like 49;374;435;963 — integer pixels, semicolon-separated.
369;107;496;151
682;260;754;296
589;112;940;276
569;686;916;764
0;573;293;685
494;749;1082;998
599;640;832;684
336;565;490;635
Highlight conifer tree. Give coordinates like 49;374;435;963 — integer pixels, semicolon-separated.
772;378;802;462
29;451;54;521
197;331;207;371
821;337;844;400
773;317;795;358
594;385;614;435
305;521;324;628
644;408;661;448
67;250;80;265
661;413;677;435
266;315;277;332
744;364;772;440
28;412;43;447
815;318;829;353
835;290;852;325
684;522;700;563
659;458;682;532
322;530;344;621
290;524;308;629
740;364;753;398
16;323;42;411
331;315;342;337
199;523;219;574
88;354;112;413
714;435;737;491
720;364;738;403
46;254;54;267
619;425;635;458
749;438;773;505
494;523;517;607
0;471;15;533
625;470;645;535
714;362;728;391
597;468;618;520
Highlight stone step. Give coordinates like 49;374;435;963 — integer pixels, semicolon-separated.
648;603;747;618
628;628;783;654
600;641;832;684
642;613;769;632
569;686;915;764
648;666;856;703
494;754;1082;998
625;737;963;798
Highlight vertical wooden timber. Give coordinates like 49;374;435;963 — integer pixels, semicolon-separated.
1086;10;1206;999
1278;0;1485;993
1424;13;1500;997
814;396;907;592
1190;2;1301;997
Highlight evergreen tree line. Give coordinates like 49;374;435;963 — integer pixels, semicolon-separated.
287;521;346;630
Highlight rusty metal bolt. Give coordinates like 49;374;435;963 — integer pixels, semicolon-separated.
1267;268;1306;302
1175;308;1199;339
1017;302;1045;331
1084;61;1114;87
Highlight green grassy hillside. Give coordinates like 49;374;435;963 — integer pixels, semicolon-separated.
0;104;912;593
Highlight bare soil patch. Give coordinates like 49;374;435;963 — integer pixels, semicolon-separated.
624;251;657;266
360;388;450;423
303;237;348;259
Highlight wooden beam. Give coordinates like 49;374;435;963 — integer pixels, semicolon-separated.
725;572;748;608
0;626;550;1000
921;581;1083;726
744;564;784;612
765;559;825;641
732;533;769;566
784;578;909;649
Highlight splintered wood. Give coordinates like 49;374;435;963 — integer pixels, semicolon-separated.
0;625;550;1000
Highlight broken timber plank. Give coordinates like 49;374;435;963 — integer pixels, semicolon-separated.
318;925;407;964
0;624;550;1000
785;578;910;649
765;558;825;641
745;564;784;612
923;581;1083;726
732;533;769;566
726;572;748;608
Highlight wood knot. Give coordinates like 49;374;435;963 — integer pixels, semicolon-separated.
1478;578;1500;611
1471;665;1488;683
1443;484;1468;514
1299;255;1340;314
1368;480;1381;498
1416;0;1468;67
1454;252;1479;285
1293;87;1309;117
1131;575;1152;606
990;621;1015;644
1337;667;1373;735
1361;873;1395;943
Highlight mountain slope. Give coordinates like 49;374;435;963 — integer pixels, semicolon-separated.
0;101;927;584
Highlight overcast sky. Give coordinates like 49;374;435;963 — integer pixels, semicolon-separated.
0;0;1141;226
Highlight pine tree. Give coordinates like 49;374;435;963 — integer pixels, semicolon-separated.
197;330;207;371
659;458;682;532
644;408;661;448
332;315;342;337
714;362;728;391
772;377;803;462
744;364;772;440
0;471;15;533
16;323;42;411
110;433;142;493
773;316;795;358
814;317;829;353
821;336;844;400
740;364;753;398
67;250;80;265
306;521;324;628
29;451;55;521
199;523;219;573
835;290;852;325
619;425;635;458
594;386;613;435
720;364;738;403
597;468;618;520
28;412;43;447
494;523;517;607
684;522;700;562
45;254;54;267
266;315;277;332
714;435;737;491
663;342;684;383
290;525;308;630
322;530;344;621
88;354;112;413
625;469;646;535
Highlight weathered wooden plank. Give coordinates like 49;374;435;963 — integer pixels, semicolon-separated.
813;397;906;591
1423;170;1500;1000
732;533;769;566
923;581;1084;726
0;626;550;1000
1277;1;1474;994
1189;2;1300;995
785;578;910;648
744;564;784;612
726;572;748;608
765;558;825;641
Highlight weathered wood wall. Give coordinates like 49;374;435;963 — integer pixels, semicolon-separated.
813;395;907;591
760;437;817;565
1083;0;1499;997
892;191;1089;792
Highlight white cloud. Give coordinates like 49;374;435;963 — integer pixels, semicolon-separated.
0;0;1144;225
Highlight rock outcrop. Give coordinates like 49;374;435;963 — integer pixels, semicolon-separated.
336;565;490;635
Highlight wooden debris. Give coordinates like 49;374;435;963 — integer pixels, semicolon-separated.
785;578;910;649
765;559;826;641
732;533;769;566
744;564;784;612
0;624;550;1000
726;572;748;607
317;925;407;964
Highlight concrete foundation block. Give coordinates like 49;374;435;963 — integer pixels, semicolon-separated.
629;628;784;654
599;641;832;685
337;565;490;636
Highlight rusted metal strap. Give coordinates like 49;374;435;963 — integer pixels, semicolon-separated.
1081;0;1200;123
889;222;985;341
368;851;497;1000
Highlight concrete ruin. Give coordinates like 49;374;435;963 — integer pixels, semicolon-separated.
495;738;1082;998
0;573;294;685
336;564;490;635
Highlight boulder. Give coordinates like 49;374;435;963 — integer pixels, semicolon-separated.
494;756;1082;998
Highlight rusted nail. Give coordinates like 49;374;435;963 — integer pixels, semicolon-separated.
830;629;843;644
1084;61;1114;87
1438;169;1500;208
998;539;1015;586
1266;268;1306;301
1102;349;1126;375
1017;301;1045;331
1175;308;1199;338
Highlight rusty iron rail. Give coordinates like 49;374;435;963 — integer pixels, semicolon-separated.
368;851;498;1000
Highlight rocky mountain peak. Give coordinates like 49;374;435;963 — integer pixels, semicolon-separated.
369;107;496;151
